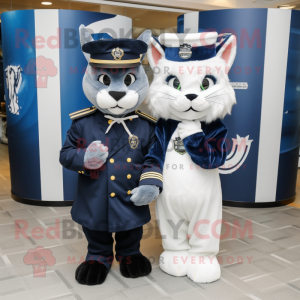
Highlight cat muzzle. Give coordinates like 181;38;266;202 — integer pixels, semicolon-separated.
184;107;200;112
108;91;126;101
185;94;198;101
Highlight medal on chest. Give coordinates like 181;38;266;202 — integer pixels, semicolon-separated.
128;134;139;149
174;137;187;155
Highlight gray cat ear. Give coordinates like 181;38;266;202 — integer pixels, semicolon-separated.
79;24;94;62
137;29;152;62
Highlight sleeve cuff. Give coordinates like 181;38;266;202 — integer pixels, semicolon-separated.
72;148;85;170
79;169;91;177
139;172;163;191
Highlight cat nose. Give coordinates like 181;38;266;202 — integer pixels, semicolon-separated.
109;91;126;101
185;94;198;101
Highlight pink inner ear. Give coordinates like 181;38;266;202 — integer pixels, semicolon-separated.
152;46;162;66
221;45;231;65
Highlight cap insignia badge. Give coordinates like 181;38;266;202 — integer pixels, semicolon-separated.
179;43;192;60
111;47;124;60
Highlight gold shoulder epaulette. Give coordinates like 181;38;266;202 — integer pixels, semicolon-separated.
69;106;97;120
135;110;157;123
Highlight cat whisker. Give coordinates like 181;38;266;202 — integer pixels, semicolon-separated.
149;89;177;99
204;86;231;98
152;97;176;100
134;84;148;94
205;92;234;99
86;80;103;93
205;100;225;106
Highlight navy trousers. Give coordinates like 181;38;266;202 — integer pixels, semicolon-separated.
83;226;143;269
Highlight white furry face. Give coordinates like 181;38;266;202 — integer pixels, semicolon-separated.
147;57;236;123
96;89;139;115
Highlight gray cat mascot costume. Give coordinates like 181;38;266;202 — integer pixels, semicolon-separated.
60;26;162;285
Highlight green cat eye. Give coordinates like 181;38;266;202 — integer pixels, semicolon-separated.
166;75;181;91
201;78;210;91
200;76;216;91
173;77;181;90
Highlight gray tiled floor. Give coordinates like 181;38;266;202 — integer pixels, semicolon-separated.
1;144;300;300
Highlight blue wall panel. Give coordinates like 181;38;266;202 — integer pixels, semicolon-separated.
2;10;41;200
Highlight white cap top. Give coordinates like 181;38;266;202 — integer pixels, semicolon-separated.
158;32;218;48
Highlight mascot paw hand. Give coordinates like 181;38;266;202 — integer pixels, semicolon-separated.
84;141;108;170
120;254;152;278
75;261;109;285
130;185;159;206
178;120;202;140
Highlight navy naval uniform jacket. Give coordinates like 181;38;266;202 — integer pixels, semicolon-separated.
60;108;163;233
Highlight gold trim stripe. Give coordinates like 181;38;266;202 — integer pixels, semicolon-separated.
90;57;141;64
140;173;163;177
140;174;163;180
140;172;163;182
141;172;162;176
140;175;163;182
70;108;90;116
140;176;163;180
70;108;97;120
136;110;157;121
140;177;163;181
69;106;95;117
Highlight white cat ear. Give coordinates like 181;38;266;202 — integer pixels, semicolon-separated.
216;34;237;70
147;37;165;69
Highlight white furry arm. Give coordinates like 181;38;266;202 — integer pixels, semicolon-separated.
178;120;203;140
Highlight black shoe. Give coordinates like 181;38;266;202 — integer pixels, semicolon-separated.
119;254;152;278
75;261;109;285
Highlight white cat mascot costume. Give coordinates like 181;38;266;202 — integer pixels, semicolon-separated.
146;32;237;283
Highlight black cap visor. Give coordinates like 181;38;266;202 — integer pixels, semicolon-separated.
89;62;142;69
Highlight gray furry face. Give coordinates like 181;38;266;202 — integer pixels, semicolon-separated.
83;65;149;116
79;25;151;117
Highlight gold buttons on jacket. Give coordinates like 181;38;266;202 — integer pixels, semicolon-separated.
108;120;113;124
130;119;132;121
127;190;131;195
110;176;115;181
111;193;115;197
127;158;131;162
78;171;83;174
127;174;131;179
110;158;114;163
